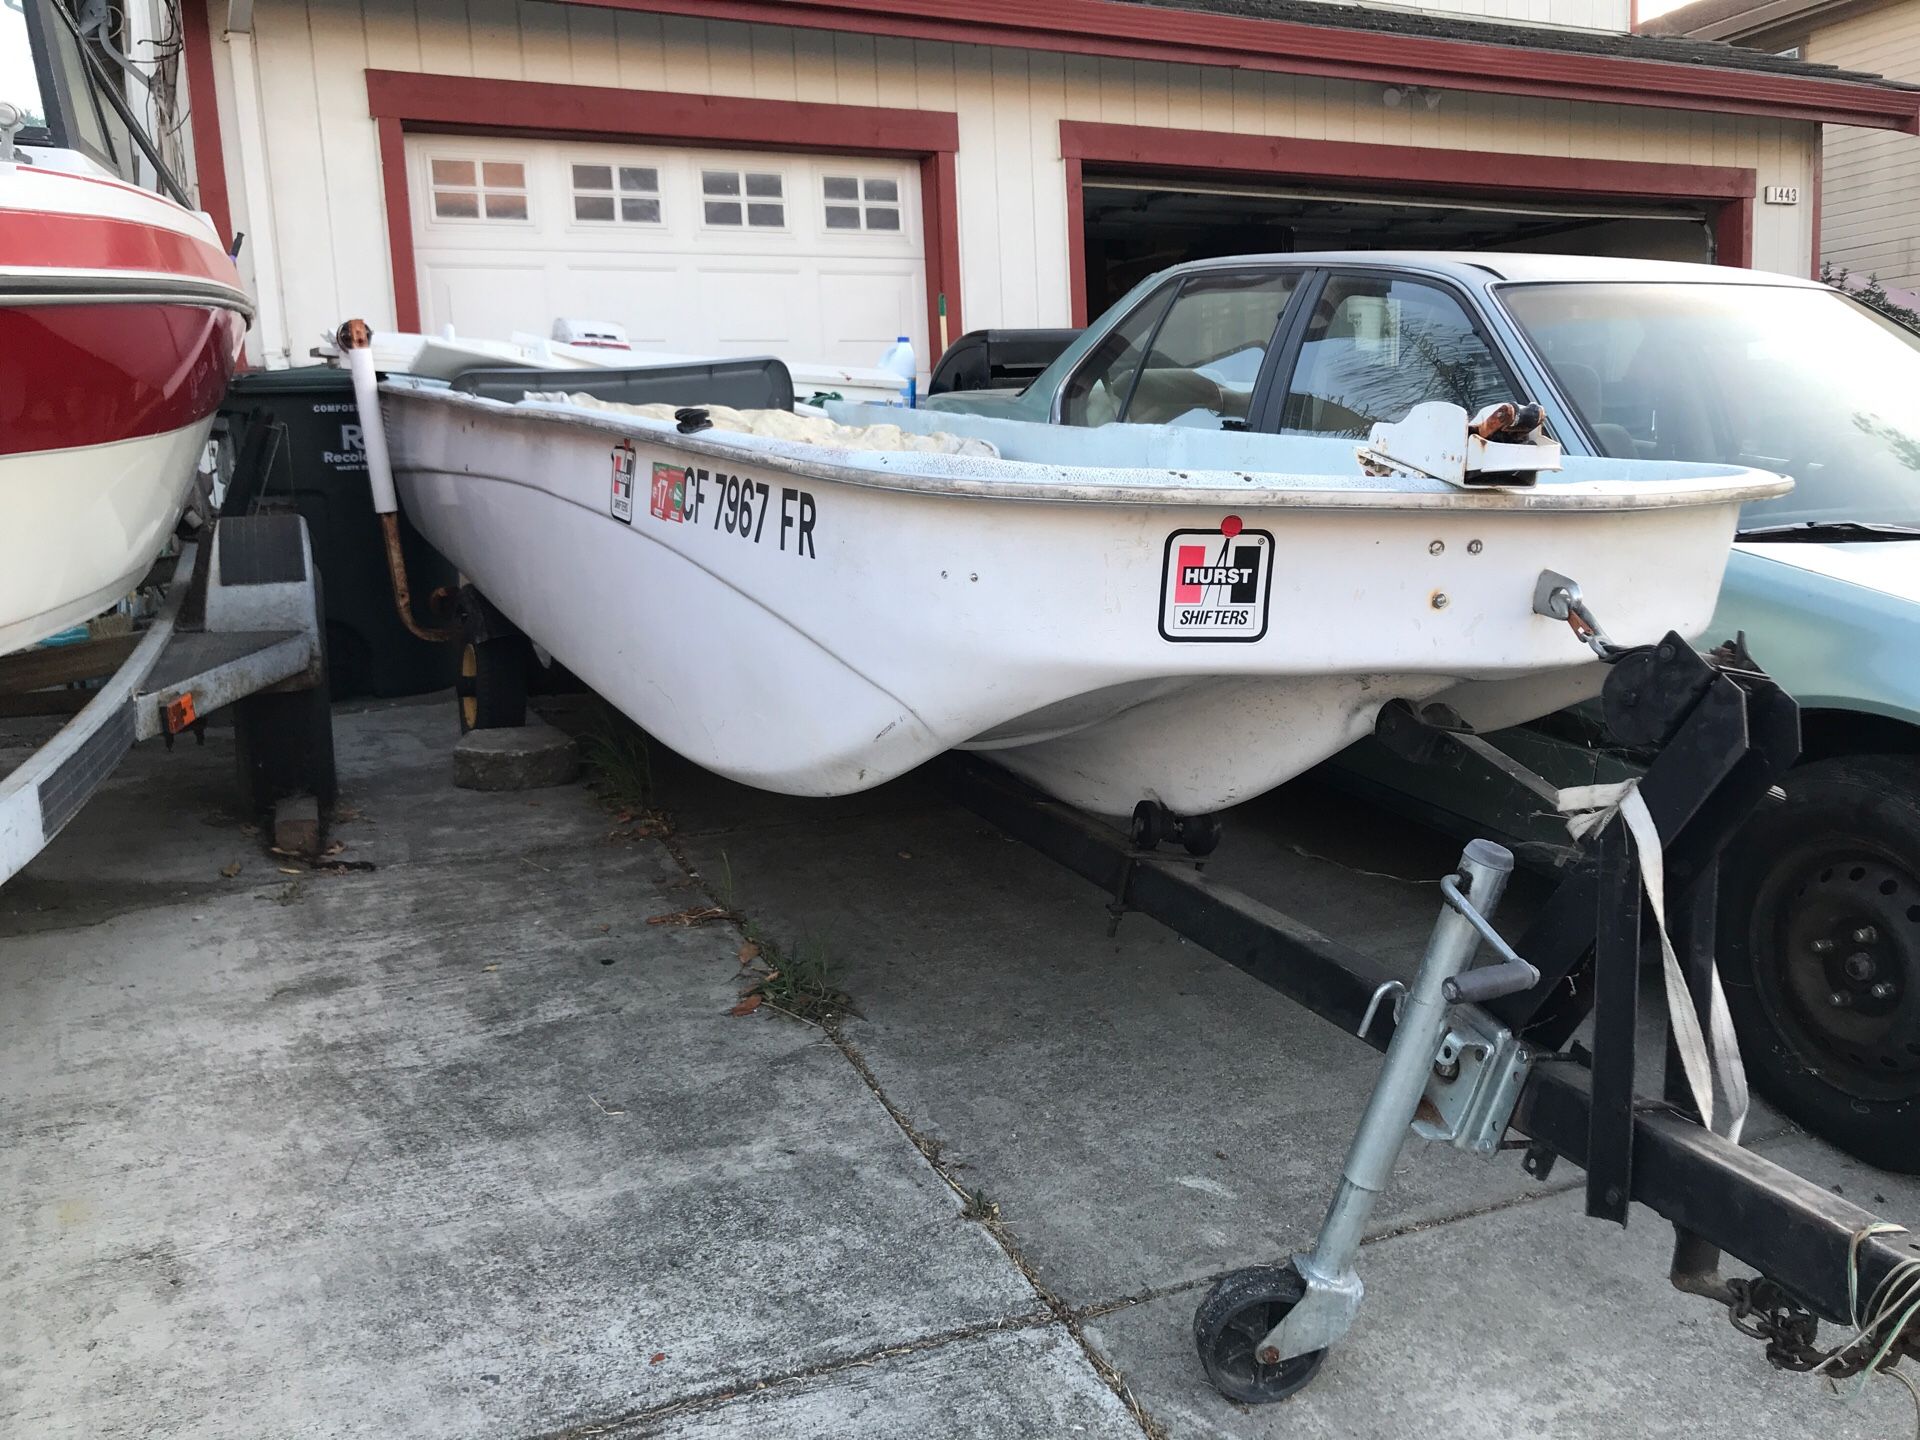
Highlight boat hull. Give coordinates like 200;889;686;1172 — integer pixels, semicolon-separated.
2;157;250;654
0;421;215;655
385;386;1767;816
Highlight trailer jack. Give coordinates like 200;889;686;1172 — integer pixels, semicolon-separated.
938;632;1920;1405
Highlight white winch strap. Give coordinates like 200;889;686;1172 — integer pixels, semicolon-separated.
1453;739;1749;1142
1616;787;1750;1143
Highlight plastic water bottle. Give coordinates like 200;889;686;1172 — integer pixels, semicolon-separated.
879;335;917;407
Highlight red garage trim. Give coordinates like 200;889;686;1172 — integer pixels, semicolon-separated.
557;0;1920;133
374;117;421;339
178;0;233;246
1065;157;1087;331
364;71;963;344
1060;120;1757;323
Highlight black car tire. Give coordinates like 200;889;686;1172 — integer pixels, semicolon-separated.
1719;754;1920;1173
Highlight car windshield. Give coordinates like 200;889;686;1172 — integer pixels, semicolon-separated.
1499;281;1920;530
2;1;50;138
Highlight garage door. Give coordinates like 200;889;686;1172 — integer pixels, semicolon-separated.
407;137;926;370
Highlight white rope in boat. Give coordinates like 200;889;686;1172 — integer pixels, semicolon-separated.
1452;735;1749;1142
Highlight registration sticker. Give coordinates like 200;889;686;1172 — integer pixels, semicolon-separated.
609;443;636;523
1159;517;1274;642
650;462;689;523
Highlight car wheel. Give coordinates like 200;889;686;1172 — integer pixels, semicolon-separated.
1719;754;1920;1173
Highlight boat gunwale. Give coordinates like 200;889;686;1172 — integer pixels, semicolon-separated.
380;377;1793;514
0;276;255;314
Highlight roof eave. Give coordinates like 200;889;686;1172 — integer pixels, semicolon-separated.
555;0;1920;133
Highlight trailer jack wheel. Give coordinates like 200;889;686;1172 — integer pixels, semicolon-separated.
1193;1263;1327;1403
455;635;529;733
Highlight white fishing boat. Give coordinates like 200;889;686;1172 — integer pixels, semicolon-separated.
0;1;250;656
321;321;909;406
353;330;1786;820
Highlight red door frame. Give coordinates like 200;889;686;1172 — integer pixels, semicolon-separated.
364;70;962;345
1061;120;1757;325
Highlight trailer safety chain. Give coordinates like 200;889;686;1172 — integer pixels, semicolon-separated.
1726;1274;1920;1381
1726;1277;1834;1373
1721;1224;1920;1434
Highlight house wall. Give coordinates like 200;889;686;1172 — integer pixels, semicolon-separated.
1806;2;1920;287
213;0;1815;364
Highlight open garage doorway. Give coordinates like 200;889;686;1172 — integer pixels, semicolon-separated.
1079;174;1713;317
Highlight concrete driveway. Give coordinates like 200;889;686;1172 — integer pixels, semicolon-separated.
3;697;1915;1438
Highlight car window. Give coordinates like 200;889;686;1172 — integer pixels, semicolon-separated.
1501;281;1920;528
1279;275;1512;437
1125;270;1299;428
1059;281;1178;427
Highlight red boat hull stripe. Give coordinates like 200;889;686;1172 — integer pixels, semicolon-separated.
0;303;244;457
0;211;238;289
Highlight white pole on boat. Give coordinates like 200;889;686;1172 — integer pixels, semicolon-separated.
337;319;459;643
338;319;399;516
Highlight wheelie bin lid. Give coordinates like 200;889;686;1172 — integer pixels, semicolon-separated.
225;365;356;397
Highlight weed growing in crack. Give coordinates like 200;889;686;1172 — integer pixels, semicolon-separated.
958;1187;1000;1223
734;932;852;1024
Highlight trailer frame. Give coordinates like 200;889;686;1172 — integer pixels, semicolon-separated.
937;634;1920;1382
0;512;333;889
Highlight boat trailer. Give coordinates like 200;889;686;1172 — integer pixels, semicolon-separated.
0;498;336;887
939;632;1920;1404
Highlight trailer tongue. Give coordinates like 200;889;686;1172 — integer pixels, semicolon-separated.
940;627;1920;1405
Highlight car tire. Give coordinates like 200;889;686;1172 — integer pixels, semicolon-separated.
1718;754;1920;1174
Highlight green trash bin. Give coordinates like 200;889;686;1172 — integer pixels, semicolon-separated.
220;366;458;700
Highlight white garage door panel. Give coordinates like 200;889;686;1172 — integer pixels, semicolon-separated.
409;137;926;371
697;267;810;346
423;262;552;344
815;269;921;355
552;266;683;348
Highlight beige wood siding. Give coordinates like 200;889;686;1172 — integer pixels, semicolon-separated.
1808;3;1920;287
220;0;1815;363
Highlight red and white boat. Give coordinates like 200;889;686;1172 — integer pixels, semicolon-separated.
1;0;250;655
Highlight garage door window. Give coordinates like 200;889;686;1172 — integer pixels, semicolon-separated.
703;170;785;229
823;176;902;233
429;158;528;222
572;163;662;225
